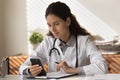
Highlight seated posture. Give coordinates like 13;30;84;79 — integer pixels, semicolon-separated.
19;1;108;76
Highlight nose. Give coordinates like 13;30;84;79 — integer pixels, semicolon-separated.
50;26;56;32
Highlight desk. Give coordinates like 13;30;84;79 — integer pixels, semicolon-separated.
0;75;94;80
0;74;120;80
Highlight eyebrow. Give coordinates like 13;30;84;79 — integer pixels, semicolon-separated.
47;21;59;25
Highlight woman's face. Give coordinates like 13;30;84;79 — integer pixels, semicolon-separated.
46;14;71;39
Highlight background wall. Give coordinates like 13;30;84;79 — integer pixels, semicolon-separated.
78;0;120;34
0;0;28;59
4;0;28;56
0;0;120;59
0;0;5;59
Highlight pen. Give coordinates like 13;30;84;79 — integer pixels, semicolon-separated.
55;62;60;64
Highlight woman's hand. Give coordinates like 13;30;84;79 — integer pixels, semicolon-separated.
56;61;78;74
29;64;42;76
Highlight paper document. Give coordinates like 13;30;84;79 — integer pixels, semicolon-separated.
47;71;76;79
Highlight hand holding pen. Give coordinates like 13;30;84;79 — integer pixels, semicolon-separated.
55;61;78;74
55;61;69;72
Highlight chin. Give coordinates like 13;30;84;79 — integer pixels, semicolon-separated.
54;35;59;39
54;36;59;39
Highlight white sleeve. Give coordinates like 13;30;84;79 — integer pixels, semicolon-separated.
77;36;108;75
19;57;31;75
35;36;51;64
19;36;52;75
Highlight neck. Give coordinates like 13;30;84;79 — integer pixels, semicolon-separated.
60;32;71;43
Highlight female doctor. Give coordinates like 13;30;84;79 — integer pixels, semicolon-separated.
19;1;108;76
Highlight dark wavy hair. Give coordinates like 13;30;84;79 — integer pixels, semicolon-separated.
45;1;91;37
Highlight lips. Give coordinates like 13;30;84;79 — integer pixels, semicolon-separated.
53;32;59;36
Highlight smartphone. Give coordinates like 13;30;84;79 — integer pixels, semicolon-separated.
30;58;46;76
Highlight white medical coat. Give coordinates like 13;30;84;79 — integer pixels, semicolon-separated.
19;35;108;75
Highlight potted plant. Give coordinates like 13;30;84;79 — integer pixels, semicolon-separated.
29;32;43;50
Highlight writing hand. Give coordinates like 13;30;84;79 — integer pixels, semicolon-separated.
56;61;78;74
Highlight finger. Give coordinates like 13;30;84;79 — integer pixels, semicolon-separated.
30;66;42;76
44;64;48;72
30;65;40;72
31;67;42;76
59;61;70;73
30;69;40;76
56;64;60;71
58;61;64;67
30;66;42;72
32;70;41;76
32;71;40;76
59;61;67;68
31;64;39;68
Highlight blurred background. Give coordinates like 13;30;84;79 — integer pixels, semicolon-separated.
0;0;120;59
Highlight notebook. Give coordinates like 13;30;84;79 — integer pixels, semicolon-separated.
47;71;76;79
26;72;76;79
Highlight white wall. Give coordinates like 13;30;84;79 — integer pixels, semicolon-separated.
3;0;28;56
78;0;120;34
0;0;5;59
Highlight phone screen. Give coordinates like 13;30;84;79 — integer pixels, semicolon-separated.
30;58;46;76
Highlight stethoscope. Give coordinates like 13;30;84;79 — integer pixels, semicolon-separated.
49;36;78;68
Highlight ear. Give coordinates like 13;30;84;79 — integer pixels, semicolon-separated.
66;17;71;27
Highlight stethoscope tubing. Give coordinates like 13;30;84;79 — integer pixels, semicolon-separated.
49;36;78;67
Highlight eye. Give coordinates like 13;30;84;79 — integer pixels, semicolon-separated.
47;24;51;27
54;22;59;27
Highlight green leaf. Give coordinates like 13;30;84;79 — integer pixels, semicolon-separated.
29;32;43;44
